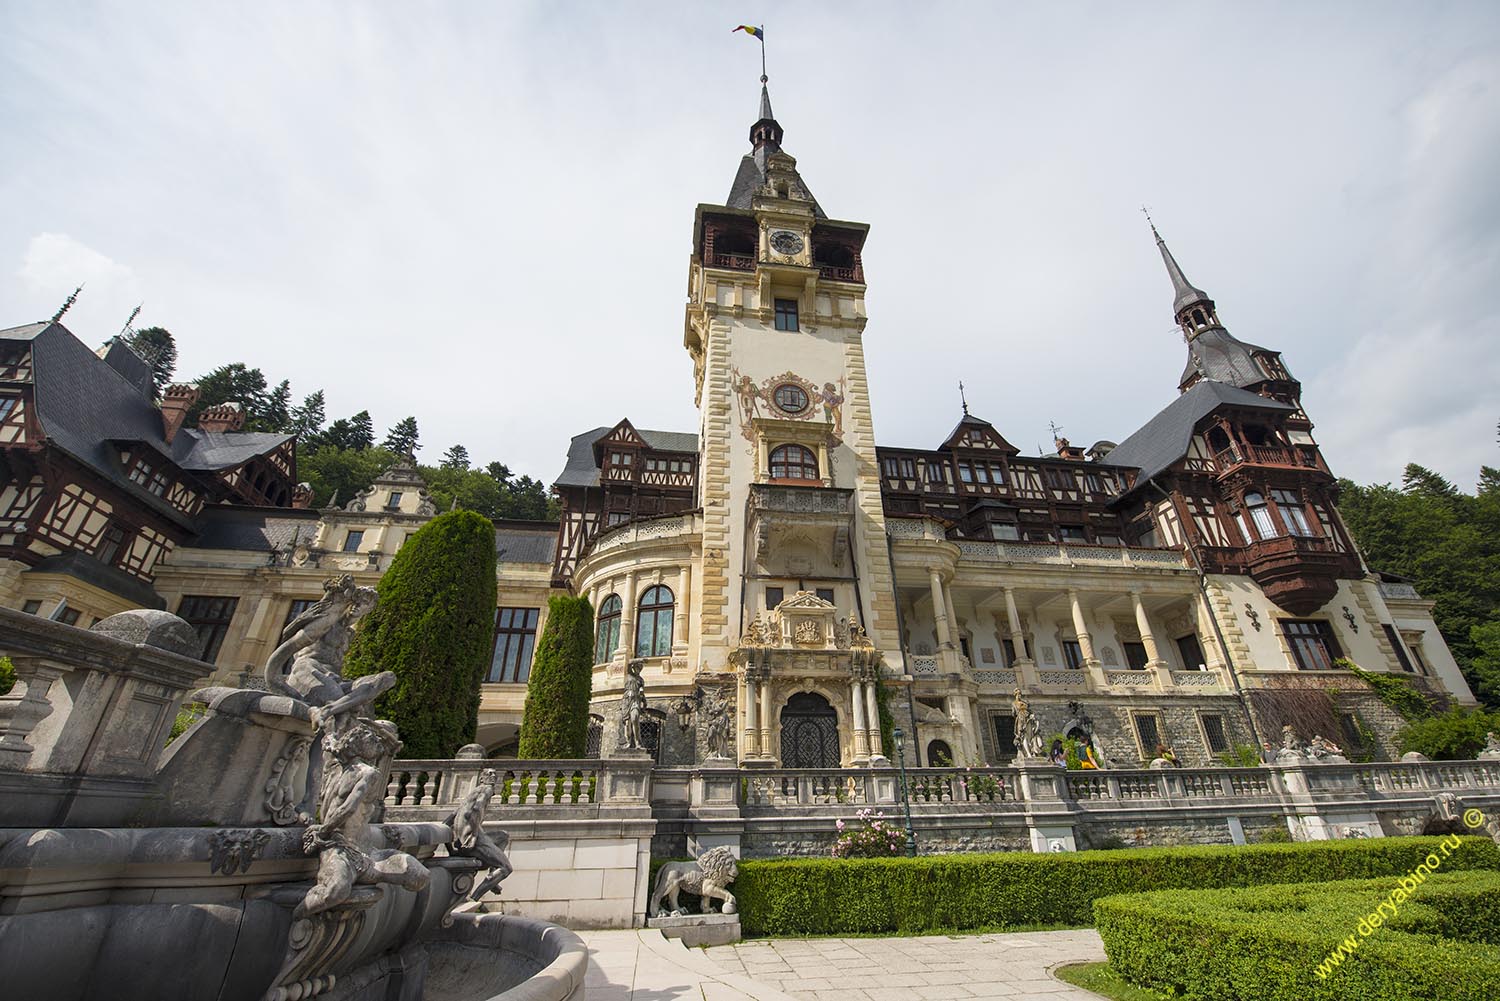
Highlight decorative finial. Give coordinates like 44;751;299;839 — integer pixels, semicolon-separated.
958;380;969;416
1048;420;1065;448
51;283;84;323
1141;205;1158;238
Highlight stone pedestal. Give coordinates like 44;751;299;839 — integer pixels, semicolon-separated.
647;912;741;947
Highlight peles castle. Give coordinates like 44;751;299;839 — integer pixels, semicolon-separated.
0;81;1478;775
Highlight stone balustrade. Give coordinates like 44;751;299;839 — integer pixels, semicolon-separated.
384;758;652;818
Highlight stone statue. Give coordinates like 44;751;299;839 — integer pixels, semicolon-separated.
649;845;739;918
701;686;733;759
1275;723;1308;762
621;659;647;751
297;719;430;918
1012;688;1045;759
1480;731;1500;760
1307;734;1348;762
445;768;513;902
264;574;396;733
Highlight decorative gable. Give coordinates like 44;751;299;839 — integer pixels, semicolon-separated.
941;418;1020;455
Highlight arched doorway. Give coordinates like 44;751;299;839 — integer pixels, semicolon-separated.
779;692;839;768
927;740;954;766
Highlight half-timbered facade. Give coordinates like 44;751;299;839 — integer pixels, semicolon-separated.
0;321;301;624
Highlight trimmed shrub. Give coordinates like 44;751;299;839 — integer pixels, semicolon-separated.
733;836;1500;937
1094;869;1500;1001
517;594;594;759
344;509;498;758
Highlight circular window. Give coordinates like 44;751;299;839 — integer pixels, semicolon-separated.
773;383;810;414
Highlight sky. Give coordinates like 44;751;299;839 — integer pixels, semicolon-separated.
3;1;1498;491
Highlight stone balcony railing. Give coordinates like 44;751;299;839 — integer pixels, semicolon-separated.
886;518;1190;571
584;513;699;559
383;758;653;821
904;649;1227;694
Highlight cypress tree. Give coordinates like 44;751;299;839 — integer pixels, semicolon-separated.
344;509;497;757
518;594;594;759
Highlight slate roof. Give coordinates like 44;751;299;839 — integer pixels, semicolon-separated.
191;506;320;551
1;321;292;526
1104;381;1296;492
723;84;826;219
1180;327;1282;390
494;521;559;564
555;425;699;488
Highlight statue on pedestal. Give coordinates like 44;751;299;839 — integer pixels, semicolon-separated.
446;768;513;901
621;659;648;752
1480;732;1500;760
1012;688;1045;760
701;687;733;759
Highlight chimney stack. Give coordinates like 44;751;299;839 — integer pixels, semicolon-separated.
198;401;246;434
160;383;201;444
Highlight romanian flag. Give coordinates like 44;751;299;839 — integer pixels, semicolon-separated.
733;25;764;39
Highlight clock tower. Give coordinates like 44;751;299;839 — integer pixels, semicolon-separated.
683;82;903;764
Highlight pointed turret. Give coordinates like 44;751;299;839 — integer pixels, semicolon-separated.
1147;220;1298;398
1152;223;1214;320
724;79;823;218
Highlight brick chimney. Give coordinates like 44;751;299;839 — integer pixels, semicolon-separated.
160;383;201;444
198;401;246;434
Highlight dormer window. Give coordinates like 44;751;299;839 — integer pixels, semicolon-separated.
386;491;403;510
342;530;364;553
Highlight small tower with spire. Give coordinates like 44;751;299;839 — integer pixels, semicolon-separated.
1148;218;1299;404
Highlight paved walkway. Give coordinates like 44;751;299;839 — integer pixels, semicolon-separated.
579;928;1107;1001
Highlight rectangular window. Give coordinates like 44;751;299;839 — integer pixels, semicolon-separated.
773;298;799;331
386;491;403;509
1124;641;1149;671
1282;619;1343;672
606;511;630;526
956;461;974;484
925;462;949;485
1001;638;1031;666
1059;525;1087;542
1382;623;1416;673
815;587;835;604
1403;632;1429;676
765;586;784;609
0;396;17;423
488;607;540;683
147;471;170;496
178;595;239;663
58;607;81;626
991;523;1020;541
1133;713;1163;758
95;523;130;566
342;530;364;553
1201;713;1230;753
1062;639;1084;670
1176;633;1206;671
1272;489;1312;536
992;714;1016;761
21;599;42;615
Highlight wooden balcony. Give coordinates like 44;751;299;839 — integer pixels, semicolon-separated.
816;263;863;282
1213;444;1324;476
708;252;755;272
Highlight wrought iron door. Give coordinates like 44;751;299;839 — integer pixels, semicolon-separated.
779;693;839;768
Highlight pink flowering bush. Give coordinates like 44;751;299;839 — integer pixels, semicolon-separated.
831;809;907;858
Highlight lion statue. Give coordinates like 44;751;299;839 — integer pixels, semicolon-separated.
649;845;739;918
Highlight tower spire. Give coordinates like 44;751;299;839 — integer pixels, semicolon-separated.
1146;212;1213;319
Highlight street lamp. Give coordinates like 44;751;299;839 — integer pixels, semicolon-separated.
892;727;918;857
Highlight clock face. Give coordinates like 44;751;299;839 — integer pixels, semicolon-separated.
769;230;804;256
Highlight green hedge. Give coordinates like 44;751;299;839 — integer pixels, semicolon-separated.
735;836;1500;937
1094;869;1500;1001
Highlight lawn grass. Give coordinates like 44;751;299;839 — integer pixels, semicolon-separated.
1054;961;1170;1001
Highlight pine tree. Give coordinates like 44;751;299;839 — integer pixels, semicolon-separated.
291;390;327;443
122;326;177;398
191;362;268;424
349;410;375;450
518;595;595;758
441;444;471;470
383;416;421;456
345;510;498;757
262;379;293;433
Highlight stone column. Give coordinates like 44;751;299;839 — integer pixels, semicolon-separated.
673;565;690;652
1130;591;1165;667
929;568;954;650
618;574;638;663
742;673;759;758
864;679;883;757
759;680;774;761
1067;589;1098;666
851;681;870;761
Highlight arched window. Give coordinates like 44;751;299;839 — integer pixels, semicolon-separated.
594;594;621;663
1244;491;1277;539
769;444;819;482
635;585;674;657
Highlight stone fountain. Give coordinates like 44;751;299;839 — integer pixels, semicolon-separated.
0;578;586;1001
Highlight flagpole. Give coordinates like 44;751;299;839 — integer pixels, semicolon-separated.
760;25;767;82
